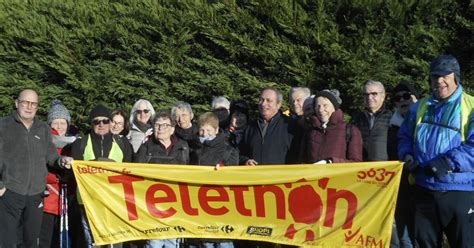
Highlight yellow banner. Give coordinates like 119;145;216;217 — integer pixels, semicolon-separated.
72;161;402;247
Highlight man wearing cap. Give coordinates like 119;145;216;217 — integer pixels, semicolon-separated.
0;89;73;248
71;104;133;247
398;55;474;247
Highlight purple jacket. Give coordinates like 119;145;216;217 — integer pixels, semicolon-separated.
300;109;363;163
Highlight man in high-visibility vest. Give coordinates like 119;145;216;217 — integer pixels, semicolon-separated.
398;55;474;247
71;104;133;247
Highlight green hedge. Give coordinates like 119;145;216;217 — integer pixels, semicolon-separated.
0;0;472;130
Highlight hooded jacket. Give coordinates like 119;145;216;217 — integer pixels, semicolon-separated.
0;112;60;195
300;109;363;163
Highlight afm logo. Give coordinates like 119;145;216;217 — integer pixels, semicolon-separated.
246;226;272;236
344;228;384;248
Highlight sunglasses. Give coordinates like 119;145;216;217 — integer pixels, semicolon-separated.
92;119;111;126
135;109;150;115
393;92;412;102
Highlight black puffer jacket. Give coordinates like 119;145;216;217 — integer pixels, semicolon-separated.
135;135;189;165
351;106;392;161
190;133;238;166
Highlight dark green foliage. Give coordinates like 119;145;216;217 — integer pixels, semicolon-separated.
0;0;472;131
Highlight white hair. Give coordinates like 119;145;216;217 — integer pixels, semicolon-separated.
211;96;231;110
129;99;156;125
289;87;311;101
364;80;386;93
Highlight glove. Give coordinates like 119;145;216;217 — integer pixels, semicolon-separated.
403;154;418;172
425;157;452;179
314;159;332;164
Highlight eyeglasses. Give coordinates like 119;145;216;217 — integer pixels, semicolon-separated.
92;119;110;126
135;109;150;115
18;99;39;108
154;123;172;129
393;92;412;102
363;92;383;98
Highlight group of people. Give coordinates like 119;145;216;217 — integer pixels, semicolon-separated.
0;54;472;248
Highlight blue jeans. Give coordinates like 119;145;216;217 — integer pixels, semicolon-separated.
146;238;178;248
202;241;234;248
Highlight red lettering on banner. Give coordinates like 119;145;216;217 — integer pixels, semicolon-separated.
108;175;145;221
179;183;198;216
146;184;177;218
198;186;229;215
324;188;358;229
229;186;252;216
107;174;359;229
254;185;286;220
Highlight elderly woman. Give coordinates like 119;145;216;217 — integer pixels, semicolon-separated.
171;101;199;146
39;100;77;248
190;112;238;248
191;112;238;166
128;99;156;153
135;111;189;247
111;109;130;136
300;89;363;164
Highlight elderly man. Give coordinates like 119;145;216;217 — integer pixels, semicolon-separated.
239;87;295;165
71;104;133;247
399;55;474;247
352;80;392;161
0;89;72;247
287;87;311;119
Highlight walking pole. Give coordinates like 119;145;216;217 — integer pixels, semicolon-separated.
64;184;70;248
59;184;65;248
60;183;70;248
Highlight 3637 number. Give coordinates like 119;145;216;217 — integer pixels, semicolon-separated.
357;168;396;183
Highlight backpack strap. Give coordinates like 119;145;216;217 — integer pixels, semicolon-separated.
461;92;474;142
414;96;430;141
345;123;352;144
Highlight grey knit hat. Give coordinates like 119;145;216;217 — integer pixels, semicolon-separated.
314;89;342;110
47;100;71;124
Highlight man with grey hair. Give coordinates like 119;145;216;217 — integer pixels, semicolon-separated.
288;87;311;118
0;89;73;247
239;87;296;165
352;80;392;161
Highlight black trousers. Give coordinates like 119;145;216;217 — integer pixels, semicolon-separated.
0;190;44;247
413;186;474;248
39;212;60;248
